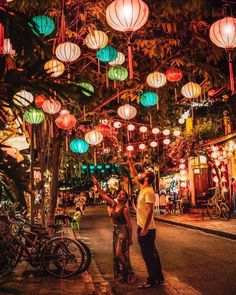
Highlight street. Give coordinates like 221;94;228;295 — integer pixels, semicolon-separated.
80;206;236;295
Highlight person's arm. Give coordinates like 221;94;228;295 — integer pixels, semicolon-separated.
123;207;133;245
92;177;116;206
140;203;154;236
127;159;141;187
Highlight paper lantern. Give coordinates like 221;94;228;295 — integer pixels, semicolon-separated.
166;68;183;82
150;141;158;148
178;118;185;124
140;91;158;107
163;129;170;136
55;114;76;130
139;143;145;150
3;38;15;55
13;90;34;107
127;124;135;131
44;59;65;77
181;82;201;99
77;82;94;96
108;66;128;81
163;138;170;145
179;164;186;170
117;104;137;120
4;136;29;151
70;139;89;154
152;127;160;134
180;170;187;176
24;108;44;125
85;30;108;50
147;72;167;88
42;99;61;114
96;46;118;63
208;89;216;97
140;126;147;133
95;124;112;136
113;121;122;128
35;94;47;108
85;130;103;145
106;0;149;32
30;15;55;37
109;52;125;66
56;42;81;63
173;130;181;137
127;145;134;151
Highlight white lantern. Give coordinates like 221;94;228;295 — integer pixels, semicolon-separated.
85;130;103;145
173;130;181;137
127;124;135;131
150;141;158;148
139;143;145;150
147;72;167;88
178;118;185;124
163;138;170;145
113;121;122;128
140;126;147;133
152;127;160;134
180;170;187;175
181;82;201;99
179;164;186;170
55;42;81;63
163;129;170;136
109;52;125;66
85;30;108;50
13;90;34;107
117;104;137;120
127;145;134;151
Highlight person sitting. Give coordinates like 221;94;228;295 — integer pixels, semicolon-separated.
166;197;174;214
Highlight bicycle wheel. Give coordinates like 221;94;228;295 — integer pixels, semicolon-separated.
207;204;221;219
220;204;231;220
76;240;92;273
41;237;84;278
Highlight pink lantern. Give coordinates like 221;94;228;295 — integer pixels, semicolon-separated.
42;99;61;114
166;68;183;82
113;121;122;128
106;0;149;79
55;114;76;130
117;104;137;120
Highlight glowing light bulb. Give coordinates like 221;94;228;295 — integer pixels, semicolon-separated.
152;127;160;134
178;118;185;124
150;141;158;148
127;124;135;131
140;126;147;133
127;145;134;151
139;143;145;150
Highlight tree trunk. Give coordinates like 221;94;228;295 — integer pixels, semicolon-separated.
48;136;62;224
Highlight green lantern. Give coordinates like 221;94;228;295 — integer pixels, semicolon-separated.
90;164;95;170
140;91;159;107
105;164;110;169
96;46;118;63
29;15;55;37
24;108;44;124
82;165;87;170
97;164;102;169
108;66;128;81
78;82;94;96
70;139;89;154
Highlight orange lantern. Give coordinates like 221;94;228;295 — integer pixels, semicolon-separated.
106;0;149;79
44;59;65;77
42;99;61;114
165;68;183;82
85;30;108;50
55;114;76;130
147;72;167;88
35;94;47;108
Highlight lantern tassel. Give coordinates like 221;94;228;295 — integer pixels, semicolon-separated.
50;117;54;138
128;36;134;80
94;149;97;166
227;50;235;95
66;133;69;152
98;59;100;74
106;65;109;88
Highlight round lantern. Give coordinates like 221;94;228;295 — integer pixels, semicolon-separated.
117;104;137;120
44;59;65;77
166;68;183;82
42;99;61;114
173;130;181;137
70;139;89;154
150;141;158;148
127;124;135;131
55;114;76;130
140;126;147;133
127;145;134;151
163;129;170;136
30;15;55;37
108;66;128;81
85;130;103;145
113;121;122;128
147;72;167;88
3;38;15;55
208;89;216;97
85;30;108;50
96;46;118;63
140;91;158;107
178;118;185;124
35;94;47;108
163;138;170;145
56;42;81;63
13;90;34;107
181;82;201;99
109;52;125;66
78;82;94;96
106;0;149;32
152;127;160;134
139;143;146;150
24;108;44;125
179;164;186;170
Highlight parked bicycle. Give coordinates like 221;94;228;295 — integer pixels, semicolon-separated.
206;190;230;220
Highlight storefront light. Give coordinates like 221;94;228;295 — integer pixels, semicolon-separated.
139;143;146;150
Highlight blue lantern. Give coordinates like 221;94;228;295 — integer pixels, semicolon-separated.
105;164;110;169
97;164;102;169
140;92;159;107
30;15;55;37
70;139;89;154
96;46;118;63
90;164;95;170
82;165;87;169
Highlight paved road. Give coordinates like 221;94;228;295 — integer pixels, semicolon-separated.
80;206;236;295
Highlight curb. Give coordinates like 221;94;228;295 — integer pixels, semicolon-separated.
154;217;236;240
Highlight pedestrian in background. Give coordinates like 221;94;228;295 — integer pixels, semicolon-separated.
128;159;164;289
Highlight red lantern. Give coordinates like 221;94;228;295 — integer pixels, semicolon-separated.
55;114;76;130
166;68;183;82
208;89;216;97
95;124;112;136
35;94;47;108
42;99;61;114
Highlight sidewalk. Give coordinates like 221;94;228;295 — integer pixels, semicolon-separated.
154;209;236;240
0;227;113;295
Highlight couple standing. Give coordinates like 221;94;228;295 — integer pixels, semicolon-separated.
92;159;164;289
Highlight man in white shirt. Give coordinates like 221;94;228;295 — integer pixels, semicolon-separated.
128;159;164;289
